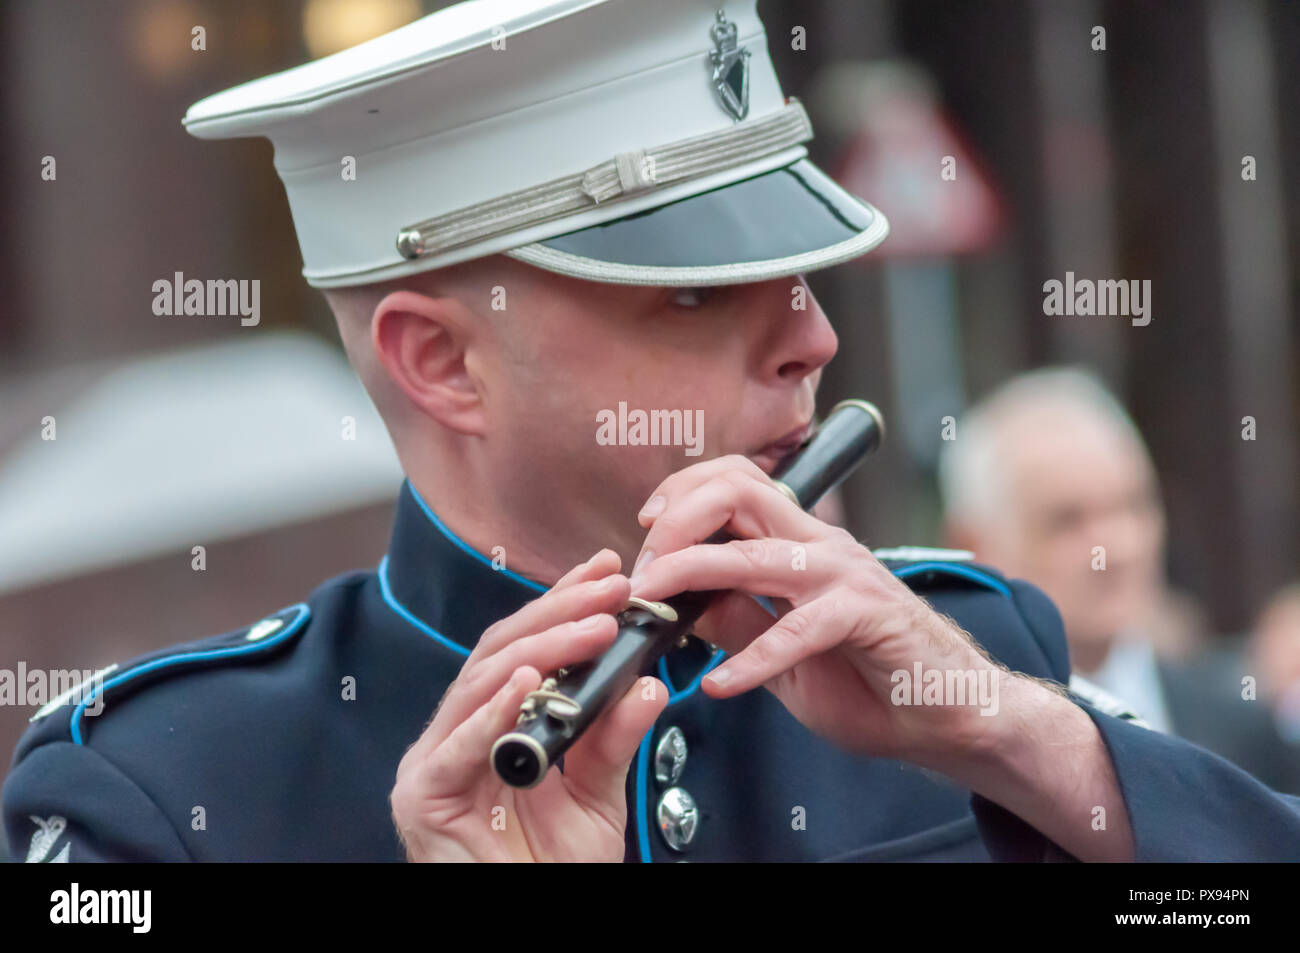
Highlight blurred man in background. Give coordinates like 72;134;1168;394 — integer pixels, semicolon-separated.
939;367;1299;792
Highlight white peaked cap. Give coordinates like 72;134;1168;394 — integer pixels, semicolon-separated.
184;0;889;288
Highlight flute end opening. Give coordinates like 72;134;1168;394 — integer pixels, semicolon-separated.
492;732;549;789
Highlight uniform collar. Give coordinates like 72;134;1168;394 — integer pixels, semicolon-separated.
380;479;549;656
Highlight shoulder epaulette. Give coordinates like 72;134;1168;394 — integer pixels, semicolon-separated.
1067;674;1153;729
872;546;975;563
876;547;1010;598
29;603;311;745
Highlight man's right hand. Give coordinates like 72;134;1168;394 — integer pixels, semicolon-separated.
391;549;666;862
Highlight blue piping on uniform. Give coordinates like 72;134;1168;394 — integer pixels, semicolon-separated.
70;603;311;746
655;593;772;695
378;555;472;657
407;482;547;594
635;731;653;863
655;649;727;701
891;561;1010;597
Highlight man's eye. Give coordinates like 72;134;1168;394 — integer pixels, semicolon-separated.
668;287;716;309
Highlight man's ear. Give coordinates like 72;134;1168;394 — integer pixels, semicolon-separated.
370;289;486;435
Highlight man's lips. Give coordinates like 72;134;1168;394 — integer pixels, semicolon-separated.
748;422;813;475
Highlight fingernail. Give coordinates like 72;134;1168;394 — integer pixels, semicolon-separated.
639;495;666;519
576;614;605;632
706;667;732;688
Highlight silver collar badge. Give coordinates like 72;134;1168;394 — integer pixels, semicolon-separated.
709;9;751;120
26;815;69;863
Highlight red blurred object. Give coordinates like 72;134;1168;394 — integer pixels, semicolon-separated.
834;87;1003;258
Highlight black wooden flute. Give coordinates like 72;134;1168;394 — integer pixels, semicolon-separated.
490;399;885;788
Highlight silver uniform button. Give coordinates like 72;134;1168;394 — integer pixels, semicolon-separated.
245;617;284;642
656;787;699;852
654;726;688;786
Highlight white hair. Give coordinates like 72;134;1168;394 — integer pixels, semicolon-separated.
938;366;1148;531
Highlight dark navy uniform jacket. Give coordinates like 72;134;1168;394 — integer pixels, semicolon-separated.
7;481;1300;862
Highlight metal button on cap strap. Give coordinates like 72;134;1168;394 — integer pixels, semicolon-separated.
654;726;688;786
656;787;699;852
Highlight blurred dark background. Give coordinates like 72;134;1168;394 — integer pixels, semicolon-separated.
1;0;1297;858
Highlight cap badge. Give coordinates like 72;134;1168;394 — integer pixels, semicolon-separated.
709;10;751;121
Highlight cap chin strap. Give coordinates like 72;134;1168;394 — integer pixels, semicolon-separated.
395;99;814;261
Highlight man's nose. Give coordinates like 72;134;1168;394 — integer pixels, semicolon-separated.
757;277;839;383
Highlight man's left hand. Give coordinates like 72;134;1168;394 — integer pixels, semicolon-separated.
627;454;1135;862
627;454;1000;768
